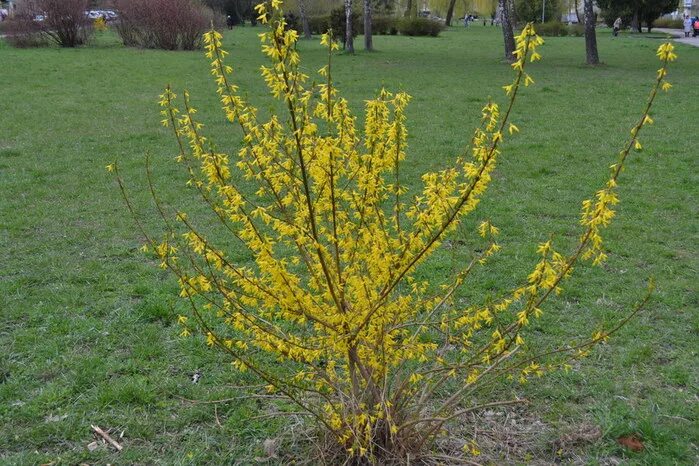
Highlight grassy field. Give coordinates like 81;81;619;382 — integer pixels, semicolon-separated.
0;24;697;464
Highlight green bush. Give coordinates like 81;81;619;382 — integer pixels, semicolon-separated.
306;14;398;37
308;15;330;35
330;7;360;46
568;24;585;36
372;16;399;35
398;17;443;36
653;18;683;28
535;21;586;37
536;21;567;36
284;12;300;32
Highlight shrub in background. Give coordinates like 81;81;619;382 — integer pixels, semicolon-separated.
283;11;300;32
114;0;213;50
536;21;567;36
653;17;683;29
113;1;677;461
40;0;93;47
568;23;585;36
305;13;397;37
307;15;330;35
535;21;587;36
372;16;398;35
2;13;46;48
5;0;92;48
398;17;443;36
330;7;360;47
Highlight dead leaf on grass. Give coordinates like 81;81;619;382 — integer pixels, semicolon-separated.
263;438;279;458
44;414;68;423
87;441;105;452
554;423;602;449
617;435;644;452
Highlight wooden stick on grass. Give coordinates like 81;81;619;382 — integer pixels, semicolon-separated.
91;425;123;452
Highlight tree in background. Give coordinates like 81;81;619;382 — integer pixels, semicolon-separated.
345;0;355;52
405;0;418;17
202;0;256;25
583;0;599;64
445;0;457;25
364;0;373;49
597;0;676;32
298;0;311;38
516;0;561;22
499;0;516;61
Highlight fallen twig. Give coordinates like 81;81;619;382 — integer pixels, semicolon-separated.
175;394;285;404
91;425;123;452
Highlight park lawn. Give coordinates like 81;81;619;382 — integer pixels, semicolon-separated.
0;24;697;464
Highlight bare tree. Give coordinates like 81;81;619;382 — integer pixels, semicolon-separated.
298;0;311;39
363;0;372;50
499;0;515;61
584;0;599;64
345;0;354;53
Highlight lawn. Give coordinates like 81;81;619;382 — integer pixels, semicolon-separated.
0;24;697;464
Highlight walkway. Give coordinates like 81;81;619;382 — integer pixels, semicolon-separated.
654;28;699;47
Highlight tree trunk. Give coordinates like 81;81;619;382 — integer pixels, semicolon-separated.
574;0;581;24
363;0;373;50
583;0;599;64
499;0;516;62
646;20;652;33
445;0;458;26
345;0;354;53
508;0;517;25
405;0;412;17
631;10;640;32
298;0;311;39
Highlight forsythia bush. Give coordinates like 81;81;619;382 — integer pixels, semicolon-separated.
112;1;676;461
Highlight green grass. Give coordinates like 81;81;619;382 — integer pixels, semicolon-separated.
1;25;697;464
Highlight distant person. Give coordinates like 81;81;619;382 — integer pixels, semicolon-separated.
491;13;495;25
226;15;234;30
684;15;692;37
694;16;699;37
464;15;469;27
613;17;622;36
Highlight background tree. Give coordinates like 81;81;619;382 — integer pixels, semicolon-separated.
499;0;516;61
345;0;354;52
445;0;457;25
298;0;311;38
202;0;255;25
583;0;599;64
639;0;676;32
516;0;561;22
405;0;418;16
364;0;373;49
574;0;581;23
597;0;676;32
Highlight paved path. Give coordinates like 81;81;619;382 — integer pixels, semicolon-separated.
654;28;699;47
